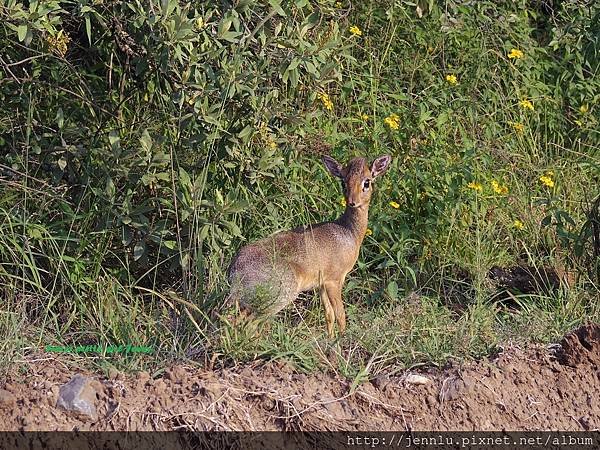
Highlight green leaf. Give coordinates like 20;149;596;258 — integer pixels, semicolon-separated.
134;241;146;261
160;0;169;17
238;125;253;140
405;266;417;287
387;280;398;300
219;31;242;43
17;25;27;42
287;58;300;71
268;0;286;16
140;130;153;152
215;188;224;205
304;60;319;76
199;224;210;242
224;200;249;214
218;17;233;36
223;220;242;237
122;227;133;246
179;167;191;187
541;216;552;227
108;130;120;148
85;15;92;45
163;240;177;250
56;108;64;129
27;227;43;240
105;177;115;198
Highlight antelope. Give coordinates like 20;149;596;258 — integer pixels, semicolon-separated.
227;154;392;337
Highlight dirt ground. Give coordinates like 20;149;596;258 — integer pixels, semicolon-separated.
1;323;599;432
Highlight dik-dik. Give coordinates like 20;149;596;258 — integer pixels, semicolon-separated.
227;154;392;337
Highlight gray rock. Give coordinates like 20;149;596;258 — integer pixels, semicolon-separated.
405;374;431;385
439;375;474;402
55;374;98;420
371;374;389;390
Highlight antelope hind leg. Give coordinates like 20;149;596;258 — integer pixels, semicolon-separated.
320;285;335;338
325;281;346;335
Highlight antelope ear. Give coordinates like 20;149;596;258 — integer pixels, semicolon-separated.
371;155;392;179
322;155;343;178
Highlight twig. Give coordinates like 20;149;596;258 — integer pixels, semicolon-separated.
4;54;49;67
0;55;20;83
273;392;353;420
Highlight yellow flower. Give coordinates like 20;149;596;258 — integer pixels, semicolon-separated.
195;17;205;30
510;122;524;133
519;99;534;110
46;30;71;58
335;1;342;7
446;74;458;85
579;104;589;114
508;48;524;59
513;219;524;230
317;92;333;111
539;174;555;188
340;198;346;207
491;180;508;195
384;113;400;130
389;201;400;209
467;182;483;192
349;25;362;36
365;228;373;236
268;140;277;149
361;114;369;121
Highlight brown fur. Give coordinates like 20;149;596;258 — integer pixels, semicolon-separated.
227;155;392;337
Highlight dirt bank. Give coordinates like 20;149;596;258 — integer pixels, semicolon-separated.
1;323;599;431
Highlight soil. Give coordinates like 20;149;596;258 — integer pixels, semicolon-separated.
1;323;599;432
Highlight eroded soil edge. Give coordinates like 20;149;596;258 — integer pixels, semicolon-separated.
1;323;599;431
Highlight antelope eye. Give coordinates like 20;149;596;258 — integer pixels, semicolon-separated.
363;179;370;190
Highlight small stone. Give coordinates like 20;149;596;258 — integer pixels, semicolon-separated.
0;389;16;408
371;374;389;390
439;376;473;402
579;416;591;430
405;374;431;386
56;374;99;421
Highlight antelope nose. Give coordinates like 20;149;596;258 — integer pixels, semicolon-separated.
348;201;356;207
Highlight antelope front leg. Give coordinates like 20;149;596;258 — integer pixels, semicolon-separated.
320;285;335;338
325;281;346;335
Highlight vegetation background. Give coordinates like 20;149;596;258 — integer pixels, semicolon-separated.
0;0;598;380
